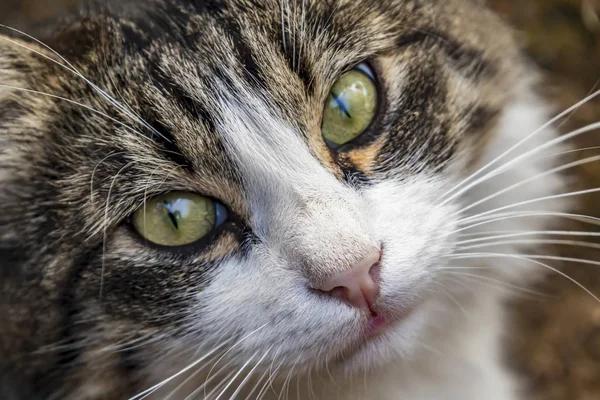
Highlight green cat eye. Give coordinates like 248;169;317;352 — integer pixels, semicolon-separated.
133;192;226;247
321;64;377;146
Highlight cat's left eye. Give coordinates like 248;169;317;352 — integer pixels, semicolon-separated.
132;192;228;247
321;63;377;147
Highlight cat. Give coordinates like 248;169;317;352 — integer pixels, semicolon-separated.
0;0;585;398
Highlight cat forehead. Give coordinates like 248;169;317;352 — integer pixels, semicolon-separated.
71;0;510;141
73;0;509;84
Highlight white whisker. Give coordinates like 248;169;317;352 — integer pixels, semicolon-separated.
430;280;471;318
0;84;145;138
128;341;229;400
203;323;269;398
228;348;272;400
0;25;171;143
241;345;281;400
90;151;127;208
196;369;237;400
454;211;600;235
255;351;286;400
439;90;600;203
280;0;286;52
448;252;600;303
458;239;600;251
457;186;600;225
437;270;551;297
456;230;600;245
100;160;137;298
214;352;257;400
162;351;226;400
451;153;600;218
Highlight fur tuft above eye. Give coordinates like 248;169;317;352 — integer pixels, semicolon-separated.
132;192;228;247
321;62;378;147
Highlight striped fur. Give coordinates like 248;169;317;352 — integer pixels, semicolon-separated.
0;0;564;398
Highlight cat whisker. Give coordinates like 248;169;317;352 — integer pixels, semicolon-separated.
456;186;600;225
286;0;291;54
174;356;236;400
96;332;162;355
299;0;307;75
129;340;230;400
195;369;238;400
306;363;317;400
90;151;128;208
454;252;600;268
0;24;171;144
212;352;258;400
228;347;272;400
268;348;289;399
278;353;302;400
447;252;600;303
243;368;269;400
31;337;93;356
556;78;600;130
161;349;227;400
243;345;282;400
0;84;145;139
453;211;600;235
291;0;297;71
443;119;598;216
439;99;600;205
428;280;472;318
457;239;600;252
280;0;286;53
437;270;551;298
323;354;338;390
100;160;137;298
455;230;600;245
450;152;600;219
255;349;286;400
544;145;600;158
203;323;269;398
295;363;302;400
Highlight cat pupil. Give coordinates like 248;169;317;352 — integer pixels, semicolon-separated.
167;210;179;229
331;92;352;118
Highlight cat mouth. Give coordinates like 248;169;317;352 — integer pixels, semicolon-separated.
328;307;412;369
366;310;388;336
342;302;417;358
364;305;412;339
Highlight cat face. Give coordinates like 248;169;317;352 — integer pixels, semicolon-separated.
0;0;530;393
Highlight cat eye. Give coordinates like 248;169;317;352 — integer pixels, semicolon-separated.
132;192;228;247
321;63;377;146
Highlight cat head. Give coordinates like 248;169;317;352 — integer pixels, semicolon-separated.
0;0;534;393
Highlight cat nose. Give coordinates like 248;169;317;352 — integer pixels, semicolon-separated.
317;249;382;309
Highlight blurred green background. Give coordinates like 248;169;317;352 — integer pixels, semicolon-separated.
1;1;599;398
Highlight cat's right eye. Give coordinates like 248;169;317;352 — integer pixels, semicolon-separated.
321;63;378;147
132;192;228;247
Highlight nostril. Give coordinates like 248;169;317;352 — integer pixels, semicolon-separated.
315;248;382;309
327;286;349;301
368;260;381;283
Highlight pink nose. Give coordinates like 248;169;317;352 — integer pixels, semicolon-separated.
317;250;381;309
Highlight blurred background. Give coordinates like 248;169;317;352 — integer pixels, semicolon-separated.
1;0;599;398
